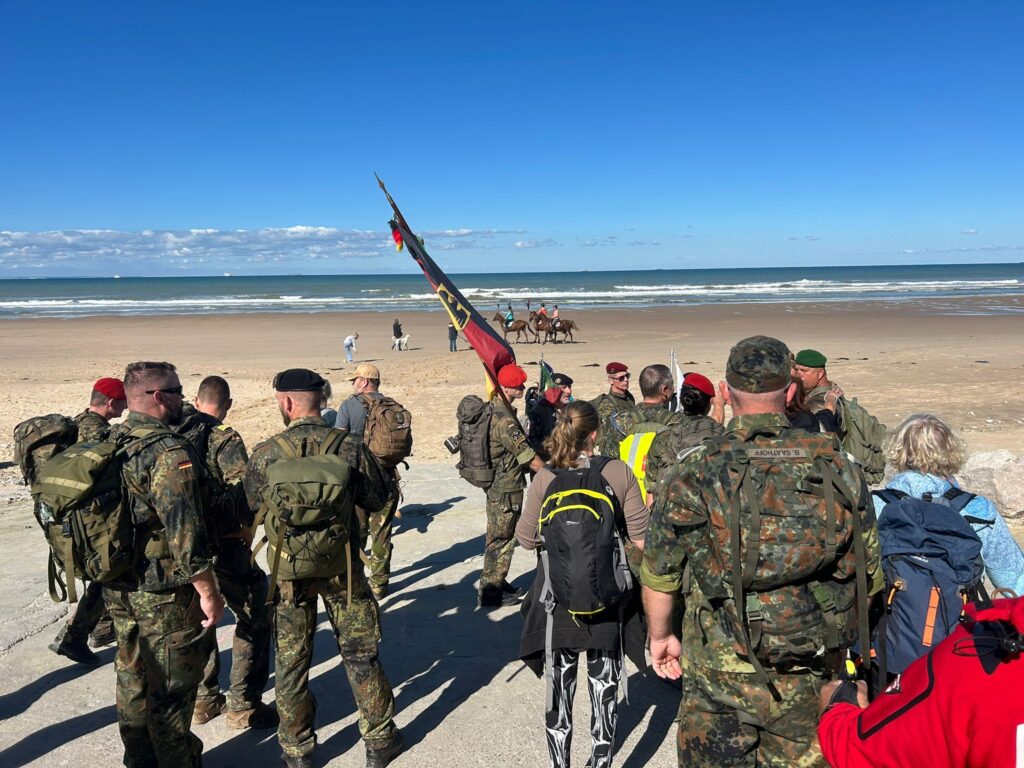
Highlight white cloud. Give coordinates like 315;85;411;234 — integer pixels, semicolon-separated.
961;228;978;235
513;238;558;249
0;226;521;274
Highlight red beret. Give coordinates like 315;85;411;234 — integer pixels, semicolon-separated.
496;364;527;388
94;377;126;401
606;362;628;375
683;372;716;399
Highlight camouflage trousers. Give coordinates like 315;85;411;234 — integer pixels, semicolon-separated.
480;487;523;590
54;579;114;645
105;585;207;768
196;540;272;712
357;477;400;592
273;568;397;758
677;659;825;768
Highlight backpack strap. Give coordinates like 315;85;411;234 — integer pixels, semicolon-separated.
872;488;908;506
941;487;978;514
47;549;69;603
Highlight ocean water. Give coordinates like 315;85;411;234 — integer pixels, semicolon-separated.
0;263;1021;318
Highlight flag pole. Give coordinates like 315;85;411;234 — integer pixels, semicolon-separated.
376;174;521;422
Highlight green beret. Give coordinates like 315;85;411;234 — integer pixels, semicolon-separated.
273;368;326;392
794;349;827;368
726;336;792;394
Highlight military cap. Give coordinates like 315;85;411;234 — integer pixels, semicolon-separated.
725;336;792;393
682;372;715;399
93;377;126;401
606;362;628;375
273;368;326;392
497;364;528;388
346;363;381;381
552;373;574;387
794;349;827;368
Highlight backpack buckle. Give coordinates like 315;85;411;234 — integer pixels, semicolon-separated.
744;594;763;624
809;582;836;614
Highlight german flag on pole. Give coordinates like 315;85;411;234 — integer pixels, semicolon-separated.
376;175;515;387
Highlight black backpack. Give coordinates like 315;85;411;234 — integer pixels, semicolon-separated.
455;395;494;489
537;457;634;709
872;487;986;679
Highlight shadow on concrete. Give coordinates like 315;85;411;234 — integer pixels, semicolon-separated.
0;704;117;766
616;669;678;768
0;645;115;721
385;534;484;596
395;496;466;536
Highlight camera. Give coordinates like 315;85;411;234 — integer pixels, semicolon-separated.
443;435;460;454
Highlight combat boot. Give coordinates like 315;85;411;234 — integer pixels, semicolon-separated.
501;580;524;598
227;701;279;730
192;693;226;724
49;636;99;665
88;625;116;648
365;731;403;768
478;585;519;608
281;752;314;768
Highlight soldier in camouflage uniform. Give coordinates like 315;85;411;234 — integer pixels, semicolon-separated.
49;376;126;664
479;364;544;608
791;349;843;435
335;363;401;600
591;361;638;457
644;372;724;502
104;362;225;768
175;376;277;730
641;337;883;768
244;368;402;768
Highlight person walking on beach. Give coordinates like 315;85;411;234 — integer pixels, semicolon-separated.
344;332;359;363
479;364;544;607
244;368;402;768
641;336;881;767
391;319;403;351
448;321;458;352
517;400;648;768
48;376;126;664
175;376;277;731
106;361;225;768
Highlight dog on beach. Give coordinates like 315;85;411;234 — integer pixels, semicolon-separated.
392;334;411;351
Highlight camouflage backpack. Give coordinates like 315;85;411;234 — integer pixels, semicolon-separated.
254;430;356;600
592;394;642;458
12;414;78;486
455;395;494;489
359;394;413;468
688;429;872;686
838;397;888;484
32;426;172;603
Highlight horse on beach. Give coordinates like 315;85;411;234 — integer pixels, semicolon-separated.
492;313;538;343
530;312;579;344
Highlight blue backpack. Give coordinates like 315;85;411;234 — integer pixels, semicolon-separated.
873;487;986;677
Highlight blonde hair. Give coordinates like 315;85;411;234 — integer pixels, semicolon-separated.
544;401;599;468
886;413;965;477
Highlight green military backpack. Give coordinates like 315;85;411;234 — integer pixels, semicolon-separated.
689;430;872;693
31;427;171;603
837;397;888;485
255;430;356;600
13;413;78;486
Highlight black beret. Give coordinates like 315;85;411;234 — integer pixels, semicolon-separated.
552;373;574;387
273;368;326;392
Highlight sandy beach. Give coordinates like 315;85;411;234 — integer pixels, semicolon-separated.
2;298;1023;464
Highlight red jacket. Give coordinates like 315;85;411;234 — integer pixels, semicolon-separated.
818;598;1024;768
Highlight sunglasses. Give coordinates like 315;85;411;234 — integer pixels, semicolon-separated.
610;373;630;382
145;386;184;396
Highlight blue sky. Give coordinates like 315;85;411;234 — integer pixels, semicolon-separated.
1;1;1022;276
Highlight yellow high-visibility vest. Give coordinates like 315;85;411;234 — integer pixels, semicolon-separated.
619;430;659;499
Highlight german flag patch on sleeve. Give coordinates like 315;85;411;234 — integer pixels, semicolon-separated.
178;459;193;470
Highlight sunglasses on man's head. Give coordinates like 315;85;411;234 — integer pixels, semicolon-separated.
145;386;184;396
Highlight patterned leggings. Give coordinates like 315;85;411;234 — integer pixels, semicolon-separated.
546;648;622;768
